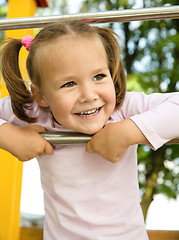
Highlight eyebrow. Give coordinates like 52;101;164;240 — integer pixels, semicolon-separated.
91;66;109;75
53;76;76;89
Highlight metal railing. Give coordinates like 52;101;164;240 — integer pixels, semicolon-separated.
0;6;178;31
1;5;179;144
41;133;179;145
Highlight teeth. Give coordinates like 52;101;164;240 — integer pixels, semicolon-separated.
78;108;100;116
82;109;96;114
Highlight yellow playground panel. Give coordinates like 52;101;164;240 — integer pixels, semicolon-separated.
0;1;48;240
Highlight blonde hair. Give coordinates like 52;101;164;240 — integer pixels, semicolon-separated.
0;20;126;123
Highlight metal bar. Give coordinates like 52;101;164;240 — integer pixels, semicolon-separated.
41;132;92;144
0;6;179;31
41;132;179;145
1;5;178;145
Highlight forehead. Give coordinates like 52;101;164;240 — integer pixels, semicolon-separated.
34;34;108;78
37;34;107;62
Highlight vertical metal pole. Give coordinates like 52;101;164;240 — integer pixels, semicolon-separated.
0;1;37;240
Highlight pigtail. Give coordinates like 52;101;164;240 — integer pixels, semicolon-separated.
0;38;37;123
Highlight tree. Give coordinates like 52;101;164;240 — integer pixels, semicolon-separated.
36;0;69;16
1;0;178;222
34;0;179;221
79;0;179;221
0;0;7;89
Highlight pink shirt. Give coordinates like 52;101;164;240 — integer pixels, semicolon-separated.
1;91;179;240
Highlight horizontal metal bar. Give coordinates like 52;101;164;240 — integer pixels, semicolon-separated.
0;6;179;31
41;132;92;144
41;132;179;145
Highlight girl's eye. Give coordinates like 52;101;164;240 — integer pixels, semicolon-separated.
61;81;76;88
93;74;106;81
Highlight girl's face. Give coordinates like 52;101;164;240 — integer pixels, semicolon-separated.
34;35;116;134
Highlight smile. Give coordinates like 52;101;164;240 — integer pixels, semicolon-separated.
76;107;101;117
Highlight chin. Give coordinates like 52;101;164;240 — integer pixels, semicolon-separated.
79;126;104;135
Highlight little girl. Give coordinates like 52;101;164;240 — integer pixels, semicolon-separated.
0;20;179;240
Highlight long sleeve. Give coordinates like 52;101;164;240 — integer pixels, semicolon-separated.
0;97;13;126
0;96;31;127
118;91;179;150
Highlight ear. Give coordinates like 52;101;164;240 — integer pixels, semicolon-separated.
30;84;49;107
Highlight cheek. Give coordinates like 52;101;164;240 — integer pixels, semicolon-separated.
50;95;74;120
53;99;68;115
104;82;116;106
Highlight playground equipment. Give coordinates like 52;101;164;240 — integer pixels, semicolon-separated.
0;5;179;30
0;2;178;240
40;132;179;145
0;1;48;240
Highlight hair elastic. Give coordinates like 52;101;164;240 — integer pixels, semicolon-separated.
83;19;97;23
21;35;34;51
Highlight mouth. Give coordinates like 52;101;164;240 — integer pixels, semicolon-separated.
75;107;101;117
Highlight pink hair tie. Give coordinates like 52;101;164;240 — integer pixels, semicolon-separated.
21;35;34;51
83;19;97;23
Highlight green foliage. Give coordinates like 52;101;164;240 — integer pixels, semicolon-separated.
0;1;7;43
1;0;177;220
78;0;179;219
0;4;6;17
126;74;144;92
36;0;69;16
40;0;179;220
0;0;7;85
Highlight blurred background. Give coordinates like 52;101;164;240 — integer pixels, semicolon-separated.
0;0;178;238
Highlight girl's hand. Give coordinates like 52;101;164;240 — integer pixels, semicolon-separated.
86;119;149;163
0;123;53;161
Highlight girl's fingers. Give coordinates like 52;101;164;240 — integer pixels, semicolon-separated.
45;143;53;155
30;125;47;133
27;125;53;155
86;141;94;153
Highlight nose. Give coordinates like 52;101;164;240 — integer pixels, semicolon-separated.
78;83;99;103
